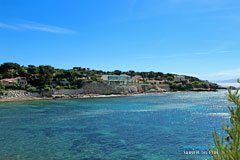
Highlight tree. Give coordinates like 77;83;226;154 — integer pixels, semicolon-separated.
140;72;147;79
63;70;77;82
38;65;55;87
128;70;135;77
167;76;174;81
0;62;21;78
0;62;21;73
157;72;164;77
192;81;201;88
210;83;219;89
210;79;240;159
113;70;122;75
12;81;20;89
27;65;39;75
0;80;5;90
148;71;155;79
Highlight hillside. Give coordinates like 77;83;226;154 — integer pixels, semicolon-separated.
0;62;220;93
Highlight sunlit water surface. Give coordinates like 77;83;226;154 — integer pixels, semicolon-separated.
0;90;231;160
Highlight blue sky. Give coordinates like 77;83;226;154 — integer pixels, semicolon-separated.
0;0;240;81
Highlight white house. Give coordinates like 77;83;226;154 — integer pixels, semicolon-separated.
1;77;27;87
101;75;131;84
174;75;185;81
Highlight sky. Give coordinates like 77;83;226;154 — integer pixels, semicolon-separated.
0;0;240;81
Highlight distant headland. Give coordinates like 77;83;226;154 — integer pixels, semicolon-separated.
0;62;223;102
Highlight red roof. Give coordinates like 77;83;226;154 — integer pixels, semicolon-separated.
1;77;26;82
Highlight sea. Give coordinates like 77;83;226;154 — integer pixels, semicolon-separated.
0;90;232;160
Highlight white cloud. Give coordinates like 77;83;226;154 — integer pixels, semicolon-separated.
198;68;240;81
168;49;232;58
0;21;77;34
215;69;240;77
0;22;18;30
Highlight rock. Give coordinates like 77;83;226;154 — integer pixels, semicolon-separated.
52;95;68;99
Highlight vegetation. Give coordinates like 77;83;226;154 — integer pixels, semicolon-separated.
0;62;219;92
0;80;5;95
210;80;240;159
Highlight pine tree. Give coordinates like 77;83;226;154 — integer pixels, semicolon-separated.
210;79;240;159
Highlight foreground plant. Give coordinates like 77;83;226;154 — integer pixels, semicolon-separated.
210;79;240;159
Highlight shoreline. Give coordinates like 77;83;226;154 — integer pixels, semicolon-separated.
0;94;137;103
0;89;224;103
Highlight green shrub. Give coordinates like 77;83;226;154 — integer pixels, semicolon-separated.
0;89;5;95
71;79;83;88
55;85;62;89
166;76;174;81
202;82;209;89
12;81;21;89
0;81;5;90
27;86;37;92
43;85;52;91
186;83;193;90
209;83;219;89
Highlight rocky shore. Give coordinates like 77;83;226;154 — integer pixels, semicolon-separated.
0;82;168;102
0;81;220;103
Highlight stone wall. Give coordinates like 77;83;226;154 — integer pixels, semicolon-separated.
47;82;168;97
53;89;83;95
0;91;41;99
81;82;140;95
0;82;169;99
157;84;170;91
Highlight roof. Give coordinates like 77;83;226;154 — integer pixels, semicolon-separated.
102;75;130;77
1;77;26;82
132;75;142;77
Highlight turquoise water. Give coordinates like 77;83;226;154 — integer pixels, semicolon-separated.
0;91;231;160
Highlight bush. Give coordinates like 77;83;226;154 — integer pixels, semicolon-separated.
12;81;21;89
192;81;202;88
202;82;209;89
186;83;193;90
170;82;187;91
166;76;174;81
209;83;219;89
0;89;5;95
43;85;52;91
71;79;83;88
23;84;38;92
27;86;37;92
0;81;5;90
70;85;77;89
55;85;62;89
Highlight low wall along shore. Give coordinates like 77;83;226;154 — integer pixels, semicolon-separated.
0;91;41;99
0;82;169;100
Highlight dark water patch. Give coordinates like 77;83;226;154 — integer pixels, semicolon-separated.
41;127;83;137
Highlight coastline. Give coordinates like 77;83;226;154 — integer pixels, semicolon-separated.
0;89;223;103
0;97;53;103
0;94;137;103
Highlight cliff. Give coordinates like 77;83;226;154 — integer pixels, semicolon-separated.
52;82;167;98
0;82;168;100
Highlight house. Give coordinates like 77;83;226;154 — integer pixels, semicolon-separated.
1;77;27;87
132;75;143;83
101;75;131;84
155;76;165;81
59;80;70;85
52;80;70;87
147;80;161;84
174;75;185;81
